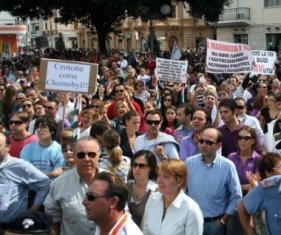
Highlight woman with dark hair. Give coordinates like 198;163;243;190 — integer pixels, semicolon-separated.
99;129;130;182
126;150;158;227
160;94;175;116
228;125;261;195
120;111;141;159
161;106;177;135
92;83;109;102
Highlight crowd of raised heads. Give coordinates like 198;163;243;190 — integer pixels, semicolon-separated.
0;47;281;235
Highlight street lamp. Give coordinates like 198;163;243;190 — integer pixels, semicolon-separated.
150;4;171;54
138;4;171;55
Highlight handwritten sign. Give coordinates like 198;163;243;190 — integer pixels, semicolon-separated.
39;59;98;94
252;50;277;75
156;58;188;82
206;39;253;74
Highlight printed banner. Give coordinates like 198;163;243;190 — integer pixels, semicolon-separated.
252;50;277;75
156;58;188;82
206;38;253;74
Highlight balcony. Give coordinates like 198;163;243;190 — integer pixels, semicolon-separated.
216;8;250;27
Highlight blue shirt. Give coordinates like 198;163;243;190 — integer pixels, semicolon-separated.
0;155;51;223
243;175;281;235
20;141;64;174
185;154;242;217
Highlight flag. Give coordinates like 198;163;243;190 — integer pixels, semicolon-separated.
170;41;181;60
71;94;82;141
0;38;3;55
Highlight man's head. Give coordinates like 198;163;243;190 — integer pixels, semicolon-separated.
9;112;30;136
74;136;100;176
83;172;129;222
45;100;58;118
113;84;125;100
203;90;217;109
0;132;9;162
145;110;163;138
191;109;211;133
35;115;58;141
24;88;38;101
199;128;222;158
176;104;194;126
234;97;247;116
219;98;238;125
217;84;231;101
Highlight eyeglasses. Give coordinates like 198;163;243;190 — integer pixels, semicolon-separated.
62;147;74;153
237;135;252;141
23;104;32;108
198;138;216;145
236;105;245;110
145;120;161;125
132;162;149;169
76;152;98;159
45;106;55;110
115;90;124;93
35;125;49;130
91;105;101;109
9;120;24;126
85;192;112;201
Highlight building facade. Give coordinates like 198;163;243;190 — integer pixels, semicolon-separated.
216;0;281;50
0;12;27;57
77;2;215;52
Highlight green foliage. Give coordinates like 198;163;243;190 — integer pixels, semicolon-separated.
147;33;161;54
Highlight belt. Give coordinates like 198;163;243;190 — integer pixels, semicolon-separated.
204;215;223;222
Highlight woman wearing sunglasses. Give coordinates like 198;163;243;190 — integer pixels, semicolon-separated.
142;159;203;235
228;126;261;195
126;150;157;227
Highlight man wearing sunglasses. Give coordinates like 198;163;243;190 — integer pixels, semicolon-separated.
44;136;105;235
83;172;142;235
134;110;179;162
185;128;242;235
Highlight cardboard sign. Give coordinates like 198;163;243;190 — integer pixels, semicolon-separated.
156;58;188;82
252;50;277;75
206;39;253;74
39;58;98;94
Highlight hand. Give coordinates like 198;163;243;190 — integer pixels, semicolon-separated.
154;145;166;159
245;171;260;189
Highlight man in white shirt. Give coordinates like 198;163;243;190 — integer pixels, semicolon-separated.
44;136;103;235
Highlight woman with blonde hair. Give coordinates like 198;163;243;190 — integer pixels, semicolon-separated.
142;159;203;235
99;129;131;182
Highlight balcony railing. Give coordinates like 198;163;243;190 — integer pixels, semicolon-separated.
219;7;250;24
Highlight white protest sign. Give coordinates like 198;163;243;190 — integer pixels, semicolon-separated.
39;59;98;94
206;38;253;74
156;58;188;83
251;50;277;75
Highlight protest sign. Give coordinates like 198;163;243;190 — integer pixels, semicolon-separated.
156;58;188;83
251;50;277;75
39;58;98;94
206;39;253;74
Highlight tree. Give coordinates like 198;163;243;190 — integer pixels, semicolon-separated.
0;0;230;53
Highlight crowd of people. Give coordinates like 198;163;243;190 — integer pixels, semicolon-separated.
0;47;281;235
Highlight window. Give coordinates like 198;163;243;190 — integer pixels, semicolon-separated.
233;34;248;44
266;34;281;50
264;0;281;7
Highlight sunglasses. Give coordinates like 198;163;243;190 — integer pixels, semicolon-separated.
85;192;112;201
45;106;55;110
132;162;149;169
145;120;161;125
76;152;97;159
91;105;101;109
23;104;32;108
236;105;245;110
9;120;24;126
115;90;124;93
198;139;216;145
238;135;252;141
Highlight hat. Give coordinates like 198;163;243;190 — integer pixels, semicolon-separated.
2;212;53;232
